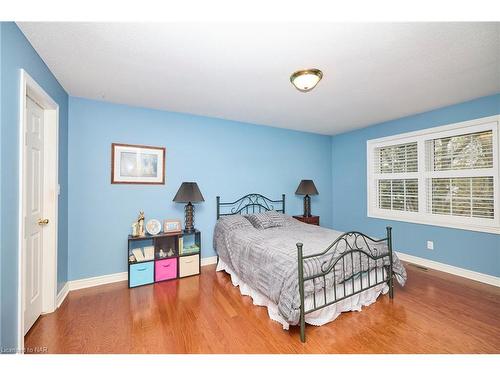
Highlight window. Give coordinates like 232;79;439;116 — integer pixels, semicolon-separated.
367;116;500;234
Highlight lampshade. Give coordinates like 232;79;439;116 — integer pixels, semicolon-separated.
295;180;319;195
173;182;205;203
290;69;323;92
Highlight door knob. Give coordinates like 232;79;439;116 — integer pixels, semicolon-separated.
38;218;49;225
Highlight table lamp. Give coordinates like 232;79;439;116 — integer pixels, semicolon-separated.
173;182;204;233
295;180;318;217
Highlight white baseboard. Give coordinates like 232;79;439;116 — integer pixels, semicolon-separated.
56;256;219;307
69;271;128;291
56;282;69;308
396;251;500;287
201;256;218;266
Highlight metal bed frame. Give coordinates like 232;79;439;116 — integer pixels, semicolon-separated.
216;193;286;218
216;193;394;343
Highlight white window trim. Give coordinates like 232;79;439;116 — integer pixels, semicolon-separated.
367;115;500;234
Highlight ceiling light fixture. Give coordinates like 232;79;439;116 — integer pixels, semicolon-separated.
290;69;323;93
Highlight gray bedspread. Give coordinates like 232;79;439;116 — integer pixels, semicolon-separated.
214;215;407;325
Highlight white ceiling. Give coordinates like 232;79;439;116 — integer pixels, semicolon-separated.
17;22;500;135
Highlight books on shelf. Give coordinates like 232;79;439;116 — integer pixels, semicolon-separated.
130;246;154;262
144;246;154;260
132;248;145;262
181;233;199;254
183;244;200;254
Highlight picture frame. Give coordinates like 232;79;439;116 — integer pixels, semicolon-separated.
111;143;165;184
163;219;182;234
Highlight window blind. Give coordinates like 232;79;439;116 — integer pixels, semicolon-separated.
428;177;494;219
378;179;418;212
375;142;418;173
427;130;493;171
425;130;495;220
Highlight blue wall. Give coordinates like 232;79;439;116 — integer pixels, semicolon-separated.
68;97;333;280
0;22;3;347
331;94;500;277
0;22;69;350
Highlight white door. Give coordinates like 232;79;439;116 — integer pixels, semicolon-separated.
24;96;46;335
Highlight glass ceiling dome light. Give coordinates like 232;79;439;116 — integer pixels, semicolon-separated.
290;69;323;92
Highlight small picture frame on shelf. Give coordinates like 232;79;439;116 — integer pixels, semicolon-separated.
163;219;182;234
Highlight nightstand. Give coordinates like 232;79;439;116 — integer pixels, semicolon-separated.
293;215;320;226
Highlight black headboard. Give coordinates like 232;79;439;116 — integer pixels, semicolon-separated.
216;194;285;219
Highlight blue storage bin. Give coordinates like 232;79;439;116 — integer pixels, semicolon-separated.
129;261;154;287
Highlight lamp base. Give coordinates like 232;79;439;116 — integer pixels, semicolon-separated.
303;195;311;217
184;202;195;233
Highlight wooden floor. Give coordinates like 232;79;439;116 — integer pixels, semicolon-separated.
25;262;500;354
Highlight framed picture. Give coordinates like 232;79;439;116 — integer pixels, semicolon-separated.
163;219;182;234
111;143;165;184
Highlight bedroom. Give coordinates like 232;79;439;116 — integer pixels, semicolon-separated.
1;0;499;371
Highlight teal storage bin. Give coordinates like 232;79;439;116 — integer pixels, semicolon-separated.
129;261;154;287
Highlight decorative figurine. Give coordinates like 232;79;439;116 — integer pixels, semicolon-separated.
137;211;145;237
129;254;136;263
159;249;166;258
131;222;139;237
167;248;174;257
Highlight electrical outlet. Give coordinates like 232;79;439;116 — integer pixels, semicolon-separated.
427;240;434;250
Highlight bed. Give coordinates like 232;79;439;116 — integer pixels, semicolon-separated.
214;193;407;342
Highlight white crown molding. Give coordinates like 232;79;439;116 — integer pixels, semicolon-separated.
396;251;500;287
56;256;219;307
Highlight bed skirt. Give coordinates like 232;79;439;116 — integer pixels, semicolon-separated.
216;259;389;330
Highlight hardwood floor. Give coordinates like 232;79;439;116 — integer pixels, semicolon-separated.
25;262;500;354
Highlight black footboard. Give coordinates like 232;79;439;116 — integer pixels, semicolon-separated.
296;226;394;343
